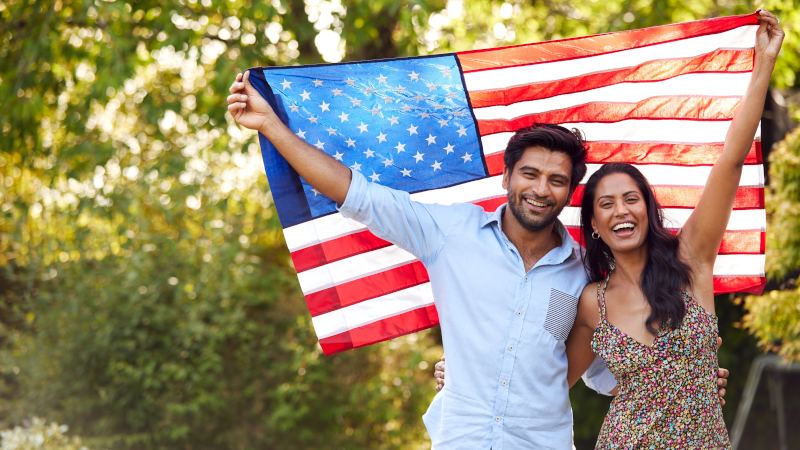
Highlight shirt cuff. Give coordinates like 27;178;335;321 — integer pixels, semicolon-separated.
337;169;368;220
581;354;618;396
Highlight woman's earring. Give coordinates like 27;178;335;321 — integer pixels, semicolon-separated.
591;232;600;240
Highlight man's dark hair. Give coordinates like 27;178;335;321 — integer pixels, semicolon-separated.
503;124;588;191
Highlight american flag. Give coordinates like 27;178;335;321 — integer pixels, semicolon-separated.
249;13;765;356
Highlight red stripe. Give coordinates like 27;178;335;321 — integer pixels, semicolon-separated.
485;142;762;175
713;276;765;295
293;186;762;274
478;97;742;136
468;49;753;108
566;228;764;255
318;305;440;356
305;261;429;316
456;14;757;72
291;230;392;273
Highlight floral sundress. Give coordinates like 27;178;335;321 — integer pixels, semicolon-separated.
591;274;731;449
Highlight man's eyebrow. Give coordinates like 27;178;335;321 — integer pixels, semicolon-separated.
517;165;569;180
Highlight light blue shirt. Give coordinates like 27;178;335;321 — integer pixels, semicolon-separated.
339;171;617;450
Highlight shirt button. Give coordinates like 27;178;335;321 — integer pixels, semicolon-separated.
525;276;528;281
516;311;522;316
508;346;514;351
495;417;501;422
502;380;507;386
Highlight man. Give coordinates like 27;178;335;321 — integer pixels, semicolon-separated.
227;70;727;449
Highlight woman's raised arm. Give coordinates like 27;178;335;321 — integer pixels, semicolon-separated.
679;10;784;268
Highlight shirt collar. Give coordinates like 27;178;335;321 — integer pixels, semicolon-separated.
482;203;577;263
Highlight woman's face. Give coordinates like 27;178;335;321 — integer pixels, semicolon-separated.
591;173;649;255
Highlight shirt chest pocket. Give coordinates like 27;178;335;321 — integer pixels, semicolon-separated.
543;288;580;340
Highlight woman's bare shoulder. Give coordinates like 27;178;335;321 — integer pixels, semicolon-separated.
575;282;602;330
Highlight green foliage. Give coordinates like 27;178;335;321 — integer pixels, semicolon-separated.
2;0;800;448
0;417;87;450
743;126;800;361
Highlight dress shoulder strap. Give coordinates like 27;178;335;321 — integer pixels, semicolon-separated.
596;274;611;319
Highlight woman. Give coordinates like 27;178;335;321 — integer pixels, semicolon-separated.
434;10;783;448
564;9;783;449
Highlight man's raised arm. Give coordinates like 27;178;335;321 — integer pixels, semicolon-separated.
227;70;351;205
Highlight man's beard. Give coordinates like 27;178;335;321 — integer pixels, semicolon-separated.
507;191;565;233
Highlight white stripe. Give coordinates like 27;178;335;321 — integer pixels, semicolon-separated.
295;209;763;293
297;245;417;294
472;72;751;121
482;121;762;155
714;254;765;277
464;26;757;91
283;164;764;252
311;283;434;339
557;207;765;231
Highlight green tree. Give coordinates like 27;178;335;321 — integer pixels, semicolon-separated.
2;0;800;449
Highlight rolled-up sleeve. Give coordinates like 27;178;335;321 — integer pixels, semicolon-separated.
338;170;456;265
581;355;617;395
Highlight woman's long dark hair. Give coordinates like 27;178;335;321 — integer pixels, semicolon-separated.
579;163;692;334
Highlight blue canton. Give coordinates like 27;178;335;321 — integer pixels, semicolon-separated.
262;55;486;218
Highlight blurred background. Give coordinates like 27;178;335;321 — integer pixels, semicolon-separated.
1;0;799;449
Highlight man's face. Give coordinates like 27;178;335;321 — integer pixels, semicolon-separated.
502;146;573;232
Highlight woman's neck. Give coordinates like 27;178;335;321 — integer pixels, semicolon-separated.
610;244;648;287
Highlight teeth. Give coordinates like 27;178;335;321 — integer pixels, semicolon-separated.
525;199;548;208
613;223;635;231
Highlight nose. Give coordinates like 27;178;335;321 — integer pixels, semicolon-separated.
614;199;630;217
530;177;551;198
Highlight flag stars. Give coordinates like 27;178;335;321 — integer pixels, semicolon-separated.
345;78;356;86
413;151;425;162
365;87;375;94
331;88;343;96
432;103;444;110
376;131;388;143
384;96;394;104
289;104;299;113
395;85;407;93
314;140;325;150
395;142;406;153
295;129;306;139
350;161;362;171
444;143;455;154
369;171;381;182
300;90;311;101
338;112;350;123
311;188;320;196
387;116;400;126
364;148;375;158
350;98;362;107
326;126;337;136
414;94;425;101
438;119;449;127
307;116;319;124
420;112;431;119
382;158;393;167
461;152;473;163
428;84;438;92
332;151;344;161
319;101;330;112
447;91;458;99
456;125;468;137
426;134;437;145
431;160;443;171
313;79;324;87
441;68;452;77
376;74;388;84
357;122;369;133
453;110;464;117
401;104;412;112
400;168;412;177
370;107;381;116
345;138;356;147
407;124;418;135
280;79;292;90
408;71;420;81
